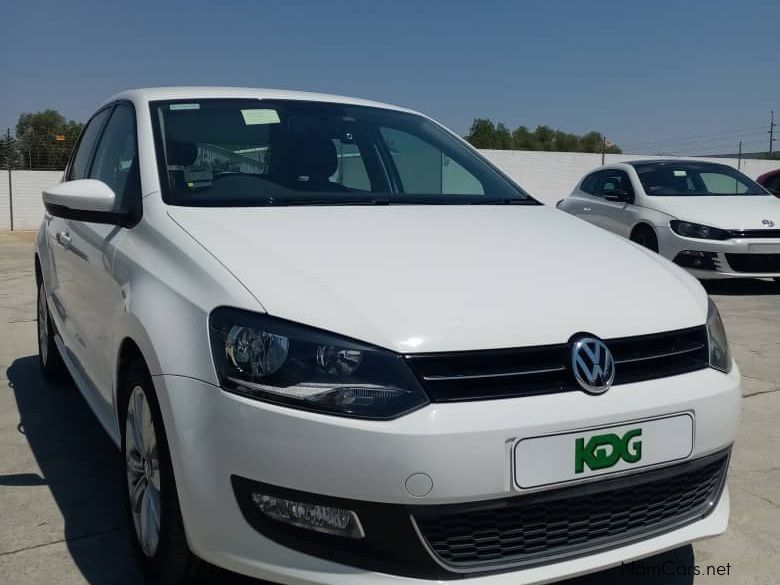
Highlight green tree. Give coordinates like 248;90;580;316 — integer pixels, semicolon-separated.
466;118;622;154
494;123;512;149
466;118;499;148
15;109;83;170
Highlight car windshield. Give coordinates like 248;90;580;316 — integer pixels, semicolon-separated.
150;99;534;206
632;162;768;196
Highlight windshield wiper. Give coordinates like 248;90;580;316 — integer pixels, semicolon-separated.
271;197;392;206
468;198;535;205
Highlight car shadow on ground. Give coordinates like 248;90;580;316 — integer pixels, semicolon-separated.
7;354;695;585
703;278;780;296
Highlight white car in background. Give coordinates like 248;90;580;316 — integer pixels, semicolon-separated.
558;160;780;280
36;88;739;585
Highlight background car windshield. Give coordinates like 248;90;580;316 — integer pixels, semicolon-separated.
150;99;531;206
633;162;767;196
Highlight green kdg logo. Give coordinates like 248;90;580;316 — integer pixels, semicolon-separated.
575;428;642;473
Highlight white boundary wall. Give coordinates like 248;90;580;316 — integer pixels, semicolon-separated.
1;170;62;230
1;154;777;230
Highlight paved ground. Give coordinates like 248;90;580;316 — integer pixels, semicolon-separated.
1;231;778;585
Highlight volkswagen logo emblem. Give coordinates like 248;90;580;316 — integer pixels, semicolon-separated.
571;335;615;394
762;219;775;228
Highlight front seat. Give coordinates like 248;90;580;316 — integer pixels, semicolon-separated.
285;136;340;191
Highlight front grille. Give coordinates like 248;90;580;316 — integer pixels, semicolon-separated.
414;450;729;571
405;327;708;402
725;253;780;273
728;229;780;238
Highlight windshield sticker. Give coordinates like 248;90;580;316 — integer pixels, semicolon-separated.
170;103;200;111
673;170;687;177
241;108;281;125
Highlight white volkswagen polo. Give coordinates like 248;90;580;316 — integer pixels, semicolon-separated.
35;88;740;585
558;159;780;280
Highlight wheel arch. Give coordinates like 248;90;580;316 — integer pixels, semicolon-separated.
34;253;42;285
630;221;657;240
113;315;164;427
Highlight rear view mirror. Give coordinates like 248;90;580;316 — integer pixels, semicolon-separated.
43;179;136;227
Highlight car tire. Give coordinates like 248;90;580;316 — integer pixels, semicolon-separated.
37;280;67;380
631;226;659;253
120;360;207;585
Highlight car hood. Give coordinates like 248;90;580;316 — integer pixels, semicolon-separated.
641;195;780;230
168;205;706;353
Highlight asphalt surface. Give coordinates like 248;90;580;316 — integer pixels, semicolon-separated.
1;231;778;585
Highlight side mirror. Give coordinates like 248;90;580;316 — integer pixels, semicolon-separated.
604;189;633;203
43;179;135;227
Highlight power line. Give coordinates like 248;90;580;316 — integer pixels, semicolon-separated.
620;124;766;150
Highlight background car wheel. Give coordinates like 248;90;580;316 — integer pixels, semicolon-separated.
37;281;67;380
631;225;659;253
120;361;207;585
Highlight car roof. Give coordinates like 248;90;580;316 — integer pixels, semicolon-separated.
102;86;421;116
624;159;733;168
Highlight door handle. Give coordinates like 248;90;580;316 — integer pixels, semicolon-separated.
582;207;592;212
56;231;72;247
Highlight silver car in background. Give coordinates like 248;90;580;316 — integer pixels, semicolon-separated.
558;160;780;280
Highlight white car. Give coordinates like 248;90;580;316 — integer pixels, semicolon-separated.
35;88;740;585
558;160;780;280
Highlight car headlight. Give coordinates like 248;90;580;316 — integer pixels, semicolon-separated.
209;307;429;419
706;298;731;373
670;220;730;240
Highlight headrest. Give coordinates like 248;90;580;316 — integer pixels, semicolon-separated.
290;136;337;181
167;140;198;167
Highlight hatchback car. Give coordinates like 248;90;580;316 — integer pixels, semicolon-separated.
558;160;780;280
36;88;740;585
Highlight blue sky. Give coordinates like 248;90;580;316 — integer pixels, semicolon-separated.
1;0;778;154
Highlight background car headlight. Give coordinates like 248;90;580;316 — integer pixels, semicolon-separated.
706;298;731;373
209;307;429;419
670;220;730;240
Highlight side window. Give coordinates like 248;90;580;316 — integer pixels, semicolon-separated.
89;103;140;208
330;139;370;191
67;108;111;180
580;172;599;194
379;127;484;195
596;171;634;198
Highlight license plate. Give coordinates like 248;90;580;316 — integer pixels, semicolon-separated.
748;243;780;253
513;413;694;489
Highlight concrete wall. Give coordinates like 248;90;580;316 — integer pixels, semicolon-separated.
2;154;778;230
1;170;62;230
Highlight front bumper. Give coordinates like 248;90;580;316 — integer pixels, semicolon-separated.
658;227;780;278
153;364;740;585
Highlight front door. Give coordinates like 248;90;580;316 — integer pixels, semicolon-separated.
63;102;140;400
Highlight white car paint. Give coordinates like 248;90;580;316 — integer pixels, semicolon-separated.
558;161;780;279
35;87;740;585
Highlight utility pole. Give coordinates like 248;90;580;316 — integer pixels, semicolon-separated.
601;135;606;165
737;140;742;170
6;128;13;231
770;110;777;158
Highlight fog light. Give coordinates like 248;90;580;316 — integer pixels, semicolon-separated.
251;492;365;539
673;250;717;271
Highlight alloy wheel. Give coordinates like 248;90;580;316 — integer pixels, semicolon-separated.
125;385;162;558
